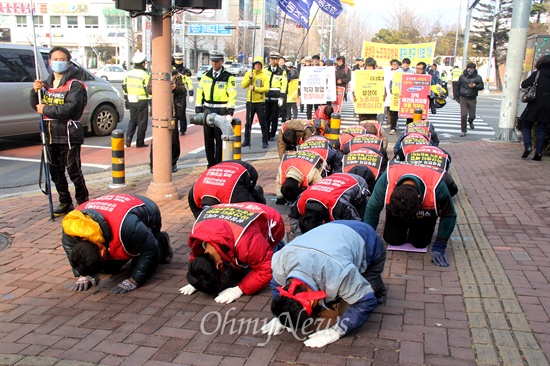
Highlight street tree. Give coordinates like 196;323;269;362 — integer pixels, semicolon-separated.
529;0;549;34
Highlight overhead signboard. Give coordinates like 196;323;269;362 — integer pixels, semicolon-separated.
188;23;231;36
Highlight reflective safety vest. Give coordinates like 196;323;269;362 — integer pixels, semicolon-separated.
405;145;449;171
343;147;384;179
451;68;462;81
196;67;237;109
76;194;145;260
41;79;87;121
297;135;331;161
400;133;431;156
287;78;299;103
124;68;150;102
193;162;248;207
264;65;288;101
385;161;445;214
405;121;432;140
347;134;384;152
339;126;368;151
296;173;360;220
280;151;323;188
193;203;269;267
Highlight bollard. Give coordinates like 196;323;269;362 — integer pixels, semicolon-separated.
109;129;127;189
232;118;242;160
413;108;423;122
328;113;341;149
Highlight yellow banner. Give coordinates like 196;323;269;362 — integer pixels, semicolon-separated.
362;41;436;66
354;70;385;114
390;72;403;111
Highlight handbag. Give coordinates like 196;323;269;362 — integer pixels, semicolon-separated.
521;71;540;103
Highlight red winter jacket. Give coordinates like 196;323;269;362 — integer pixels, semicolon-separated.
188;203;285;295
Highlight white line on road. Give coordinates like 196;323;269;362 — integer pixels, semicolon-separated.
0;156;110;169
189;146;205;154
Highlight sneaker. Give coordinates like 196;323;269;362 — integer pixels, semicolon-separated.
241;141;250;147
180;131;186;136
460;131;466;137
469;121;474;130
172;165;178;173
53;203;74;217
389;129;396;135
262;142;268;149
269;136;276;142
125;139;131;148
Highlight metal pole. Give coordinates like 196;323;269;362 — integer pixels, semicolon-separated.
278;13;287;51
453;0;463;65
483;0;500;95
494;0;531;141
295;7;321;59
328;16;334;60
30;0;54;221
462;0;481;69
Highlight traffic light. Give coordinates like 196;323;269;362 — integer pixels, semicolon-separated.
115;0;146;11
174;0;222;9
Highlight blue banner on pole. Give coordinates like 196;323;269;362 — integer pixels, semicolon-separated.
314;0;343;18
278;0;313;29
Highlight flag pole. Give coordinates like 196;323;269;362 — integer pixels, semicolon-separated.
278;13;287;51
295;7;320;59
246;0;260;149
30;0;55;221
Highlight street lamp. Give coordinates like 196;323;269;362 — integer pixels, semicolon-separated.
483;0;500;95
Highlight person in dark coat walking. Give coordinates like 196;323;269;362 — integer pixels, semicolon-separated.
457;63;484;137
520;55;550;161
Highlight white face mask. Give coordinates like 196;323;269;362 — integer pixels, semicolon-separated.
51;61;69;73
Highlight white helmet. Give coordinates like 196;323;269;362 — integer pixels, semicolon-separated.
132;52;146;64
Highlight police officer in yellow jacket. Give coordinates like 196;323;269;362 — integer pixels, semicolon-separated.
242;56;270;148
265;52;288;142
451;65;462;102
195;52;237;168
123;51;150;148
173;53;194;136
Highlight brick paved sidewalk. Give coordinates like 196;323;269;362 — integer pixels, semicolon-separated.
0;140;548;366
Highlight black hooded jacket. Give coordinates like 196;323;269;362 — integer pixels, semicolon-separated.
30;65;87;144
457;69;484;99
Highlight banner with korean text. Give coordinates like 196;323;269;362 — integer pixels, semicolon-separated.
399;74;432;119
353;70;385;114
300;66;328;105
390;72;403;111
361;41;435;66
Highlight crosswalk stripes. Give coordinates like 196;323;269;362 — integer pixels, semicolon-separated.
251;99;495;138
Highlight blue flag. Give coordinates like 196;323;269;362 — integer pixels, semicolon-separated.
278;0;313;29
314;0;343;18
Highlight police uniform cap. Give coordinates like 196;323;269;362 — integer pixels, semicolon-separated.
305;56;313;62
210;51;224;61
173;53;183;60
270;52;281;59
356;57;364;61
285;61;293;68
132;52;146;64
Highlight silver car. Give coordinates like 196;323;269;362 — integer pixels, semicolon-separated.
0;44;125;138
227;63;246;76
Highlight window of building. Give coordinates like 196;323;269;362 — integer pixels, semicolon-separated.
34;15;44;28
67;16;78;28
85;16;98;29
16;16;27;27
50;16;61;28
105;16;129;28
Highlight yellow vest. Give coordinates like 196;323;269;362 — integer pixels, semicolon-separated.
287;79;299;103
124;68;150;102
451;68;462;81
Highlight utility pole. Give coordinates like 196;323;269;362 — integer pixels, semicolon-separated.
146;0;179;201
483;0;500;95
494;0;531;141
453;0;462;66
462;0;481;69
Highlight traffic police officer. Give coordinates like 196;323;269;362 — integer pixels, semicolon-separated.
451;65;463;102
172;53;194;136
195;51;237;168
265;52;288;142
123;51;151;148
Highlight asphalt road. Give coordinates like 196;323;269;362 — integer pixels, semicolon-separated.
0;80;506;195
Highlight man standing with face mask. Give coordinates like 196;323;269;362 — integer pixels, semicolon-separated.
31;46;89;217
